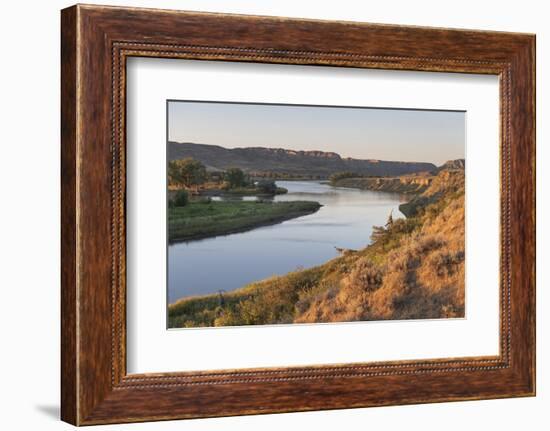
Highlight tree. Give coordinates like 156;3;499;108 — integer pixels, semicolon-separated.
168;158;207;191
370;211;394;243
370;225;387;243
385;210;394;229
225;168;247;188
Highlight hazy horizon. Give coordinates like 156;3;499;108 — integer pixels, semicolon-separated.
168;101;465;166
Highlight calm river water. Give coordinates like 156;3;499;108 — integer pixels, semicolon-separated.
168;181;408;303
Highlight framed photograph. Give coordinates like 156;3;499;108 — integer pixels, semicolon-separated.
61;4;535;425
165;101;466;329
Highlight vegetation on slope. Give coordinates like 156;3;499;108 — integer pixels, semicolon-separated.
331;175;431;194
168;169;465;327
329;160;464;198
168;200;321;242
398;169;464;217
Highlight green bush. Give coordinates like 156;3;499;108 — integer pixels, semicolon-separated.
256;180;277;194
172;190;189;207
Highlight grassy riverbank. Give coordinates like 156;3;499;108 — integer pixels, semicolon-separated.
168;200;321;242
168;169;465;328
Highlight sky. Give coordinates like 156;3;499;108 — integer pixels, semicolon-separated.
168;101;465;166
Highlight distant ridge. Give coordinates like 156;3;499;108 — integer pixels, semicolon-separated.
438;159;465;171
168;142;437;178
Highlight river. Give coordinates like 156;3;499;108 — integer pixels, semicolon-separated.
168;181;408;303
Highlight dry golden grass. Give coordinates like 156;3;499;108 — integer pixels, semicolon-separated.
295;178;465;323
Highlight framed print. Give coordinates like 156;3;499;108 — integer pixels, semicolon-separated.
164;101;466;329
61;4;536;425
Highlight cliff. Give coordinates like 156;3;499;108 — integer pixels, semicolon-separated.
333;175;432;194
399;169;465;217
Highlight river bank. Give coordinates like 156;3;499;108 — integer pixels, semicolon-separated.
168;200;322;242
331;176;432;194
198;185;287;197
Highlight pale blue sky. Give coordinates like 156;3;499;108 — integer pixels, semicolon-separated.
168;101;465;166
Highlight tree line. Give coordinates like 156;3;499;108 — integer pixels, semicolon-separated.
168;158;251;190
168;158;280;204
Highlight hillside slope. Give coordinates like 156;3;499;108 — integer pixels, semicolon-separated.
330;159;464;197
332;175;432;194
438;159;465;171
168;169;465;327
399;168;465;217
168;141;436;178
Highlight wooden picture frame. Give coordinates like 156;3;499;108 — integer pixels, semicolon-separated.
61;4;535;425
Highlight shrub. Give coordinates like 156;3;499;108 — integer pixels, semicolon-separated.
172;189;189;207
256;180;277;194
428;249;464;277
348;258;383;292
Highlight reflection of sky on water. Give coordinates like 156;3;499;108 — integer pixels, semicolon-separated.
168;181;407;302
